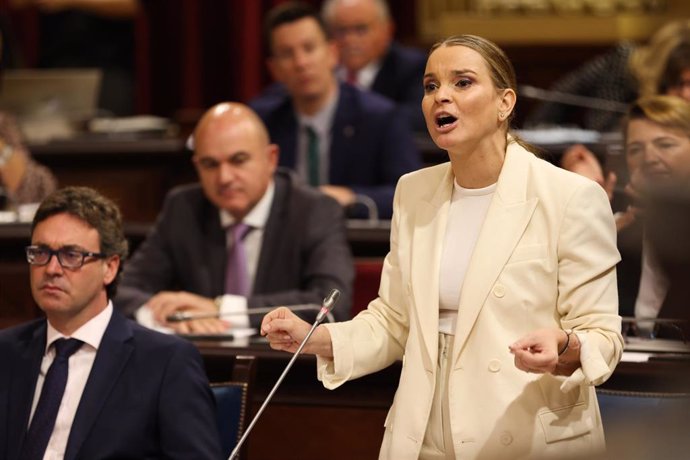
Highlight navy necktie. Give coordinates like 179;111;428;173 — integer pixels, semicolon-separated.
21;338;84;460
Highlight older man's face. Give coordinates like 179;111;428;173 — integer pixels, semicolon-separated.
329;0;392;72
193;118;277;220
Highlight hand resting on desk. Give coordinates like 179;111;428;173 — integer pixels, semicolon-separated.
146;291;229;334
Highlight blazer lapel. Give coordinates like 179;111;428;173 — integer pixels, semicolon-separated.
253;172;290;294
410;165;454;370
203;202;227;296
64;312;134;460
8;323;46;460
329;84;357;184
452;144;538;363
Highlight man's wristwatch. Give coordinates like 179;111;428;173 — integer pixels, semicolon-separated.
0;143;14;167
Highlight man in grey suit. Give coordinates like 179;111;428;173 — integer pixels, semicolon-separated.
114;102;354;334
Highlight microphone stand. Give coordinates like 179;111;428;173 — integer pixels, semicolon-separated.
227;289;341;460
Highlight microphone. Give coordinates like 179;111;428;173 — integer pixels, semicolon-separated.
166;304;335;323
520;84;629;113
227;288;341;460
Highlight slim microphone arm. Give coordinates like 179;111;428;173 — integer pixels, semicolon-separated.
227;289;341;460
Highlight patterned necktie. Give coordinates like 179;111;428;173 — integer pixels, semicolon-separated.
21;338;84;460
225;222;252;296
305;126;320;186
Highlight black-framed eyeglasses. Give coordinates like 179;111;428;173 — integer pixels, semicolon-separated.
25;245;108;269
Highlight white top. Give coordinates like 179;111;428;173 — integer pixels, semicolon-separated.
438;180;496;335
634;235;670;333
30;302;113;460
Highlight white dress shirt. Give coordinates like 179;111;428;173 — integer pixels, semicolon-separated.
634;235;670;334
336;60;382;90
30;302;113;460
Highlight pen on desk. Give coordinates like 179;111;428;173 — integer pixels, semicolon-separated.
166;304;327;323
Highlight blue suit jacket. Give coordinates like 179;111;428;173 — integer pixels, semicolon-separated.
0;310;222;460
251;82;422;219
370;42;427;131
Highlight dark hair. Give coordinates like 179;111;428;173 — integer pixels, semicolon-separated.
31;186;129;298
658;41;690;94
263;1;330;56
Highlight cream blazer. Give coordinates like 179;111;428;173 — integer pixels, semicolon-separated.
318;141;624;460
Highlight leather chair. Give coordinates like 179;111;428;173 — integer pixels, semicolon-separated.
210;355;256;459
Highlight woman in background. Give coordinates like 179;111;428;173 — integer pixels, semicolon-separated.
617;95;690;330
0;107;56;207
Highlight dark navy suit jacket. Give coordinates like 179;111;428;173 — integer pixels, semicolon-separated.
370;42;427;131
0;310;222;460
250;82;422;219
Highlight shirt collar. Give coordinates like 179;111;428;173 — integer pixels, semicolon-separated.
354;60;382;89
220;179;275;229
297;85;339;138
45;301;113;353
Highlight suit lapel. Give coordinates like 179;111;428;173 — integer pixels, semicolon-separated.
8;322;46;460
452;144;538;363
203;202;227;296
329;84;357;184
64;312;134;460
410;165;454;369
253;172;290;294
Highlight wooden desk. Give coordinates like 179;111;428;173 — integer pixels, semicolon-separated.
30;136;196;222
195;338;690;460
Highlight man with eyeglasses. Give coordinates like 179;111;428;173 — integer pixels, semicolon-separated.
0;186;222;459
114;102;353;335
322;0;427;131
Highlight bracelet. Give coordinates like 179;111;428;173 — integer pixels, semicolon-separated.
213;296;223;311
558;329;572;356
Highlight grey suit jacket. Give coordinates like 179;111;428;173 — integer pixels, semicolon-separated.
114;170;354;325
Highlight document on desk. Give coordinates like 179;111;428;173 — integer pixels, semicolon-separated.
624;337;690;354
135;305;257;340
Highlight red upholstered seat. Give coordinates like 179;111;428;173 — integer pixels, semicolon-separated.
352;259;384;317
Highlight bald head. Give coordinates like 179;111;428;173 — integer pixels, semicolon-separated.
192;102;279;220
194;102;270;148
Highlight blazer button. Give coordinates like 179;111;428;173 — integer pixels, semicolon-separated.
488;359;501;372
492;284;505;298
500;431;513;446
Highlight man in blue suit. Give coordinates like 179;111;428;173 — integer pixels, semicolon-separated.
0;186;221;460
322;0;427;131
251;2;422;219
